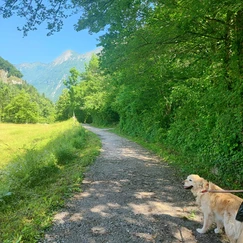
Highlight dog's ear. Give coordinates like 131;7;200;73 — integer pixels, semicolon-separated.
197;178;207;189
201;180;209;189
198;181;203;188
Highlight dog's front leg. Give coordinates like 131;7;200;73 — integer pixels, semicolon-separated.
197;212;212;233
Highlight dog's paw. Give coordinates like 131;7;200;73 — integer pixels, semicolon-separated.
196;228;206;234
214;228;222;234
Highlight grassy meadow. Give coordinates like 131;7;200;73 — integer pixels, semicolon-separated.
0;122;72;169
0;120;101;243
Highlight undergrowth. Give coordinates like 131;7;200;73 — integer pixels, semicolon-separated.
0;120;101;242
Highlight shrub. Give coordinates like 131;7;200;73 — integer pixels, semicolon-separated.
8;149;59;188
54;143;77;165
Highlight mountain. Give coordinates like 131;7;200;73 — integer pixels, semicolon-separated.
16;48;101;102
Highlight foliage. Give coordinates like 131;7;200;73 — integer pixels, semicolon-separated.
57;55;119;125
0;0;76;36
79;0;243;188
0;120;101;242
0;56;55;124
56;69;89;122
63;67;81;117
0;80;55;123
77;55;119;125
0;56;23;78
55;89;71;121
5;90;39;123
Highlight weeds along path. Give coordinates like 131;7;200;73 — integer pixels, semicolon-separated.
41;124;227;243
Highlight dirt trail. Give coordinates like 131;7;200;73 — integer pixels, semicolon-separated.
41;124;228;243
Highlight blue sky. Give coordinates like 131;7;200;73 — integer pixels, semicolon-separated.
0;14;102;64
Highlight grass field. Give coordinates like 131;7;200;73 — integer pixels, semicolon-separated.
0;120;101;243
0;122;75;169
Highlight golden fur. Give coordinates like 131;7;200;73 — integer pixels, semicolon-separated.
184;174;243;243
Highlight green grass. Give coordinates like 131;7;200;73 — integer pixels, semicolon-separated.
0;122;74;169
0;119;101;243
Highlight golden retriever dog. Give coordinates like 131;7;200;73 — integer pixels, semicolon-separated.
184;174;243;243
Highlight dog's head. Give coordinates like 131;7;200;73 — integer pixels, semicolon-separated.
184;174;208;195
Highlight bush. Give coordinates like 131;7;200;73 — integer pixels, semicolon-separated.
8;149;59;188
54;143;77;165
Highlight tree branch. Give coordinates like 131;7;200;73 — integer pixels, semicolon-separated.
205;17;226;25
186;31;224;40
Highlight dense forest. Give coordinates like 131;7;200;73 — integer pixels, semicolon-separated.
1;0;243;187
0;58;55;123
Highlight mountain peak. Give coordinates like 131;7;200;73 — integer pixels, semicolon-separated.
53;50;75;66
15;47;102;101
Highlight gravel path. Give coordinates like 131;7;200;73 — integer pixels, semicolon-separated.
41;124;228;243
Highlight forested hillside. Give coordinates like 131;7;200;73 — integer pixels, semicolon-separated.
54;1;243;188
0;57;23;78
0;57;55;123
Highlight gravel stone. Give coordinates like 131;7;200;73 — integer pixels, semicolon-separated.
40;124;229;243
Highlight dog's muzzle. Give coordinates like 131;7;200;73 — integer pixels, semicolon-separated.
184;185;193;190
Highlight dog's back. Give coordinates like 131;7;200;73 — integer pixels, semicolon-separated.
206;182;243;242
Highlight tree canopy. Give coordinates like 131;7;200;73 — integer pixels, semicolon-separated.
0;0;153;35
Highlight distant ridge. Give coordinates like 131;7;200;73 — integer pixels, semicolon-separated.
16;48;101;102
53;50;74;66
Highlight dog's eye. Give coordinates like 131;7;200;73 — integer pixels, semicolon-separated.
189;179;192;182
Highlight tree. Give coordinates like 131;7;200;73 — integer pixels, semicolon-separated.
0;83;11;122
63;67;81;118
5;91;39;123
55;89;71;121
0;79;56;123
38;96;56;123
73;55;119;125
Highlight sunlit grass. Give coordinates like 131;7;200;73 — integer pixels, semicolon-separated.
0;122;74;169
0;120;101;242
